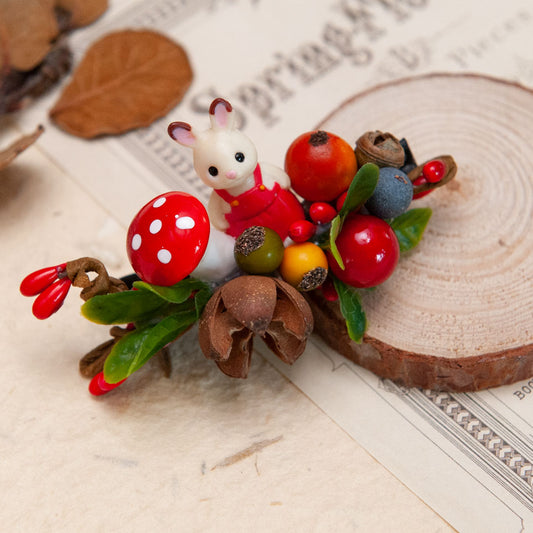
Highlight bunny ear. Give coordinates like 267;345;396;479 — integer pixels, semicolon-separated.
168;121;197;148
209;98;235;130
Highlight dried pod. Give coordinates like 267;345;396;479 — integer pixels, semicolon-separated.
198;276;314;378
272;279;314;339
408;155;457;195
219;276;278;335
215;329;254;379
264;279;314;364
198;290;247;362
355;131;405;168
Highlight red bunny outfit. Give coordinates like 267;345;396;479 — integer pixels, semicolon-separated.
215;164;304;239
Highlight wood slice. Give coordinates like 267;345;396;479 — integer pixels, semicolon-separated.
310;73;533;391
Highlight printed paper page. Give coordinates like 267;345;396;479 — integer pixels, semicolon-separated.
16;0;533;531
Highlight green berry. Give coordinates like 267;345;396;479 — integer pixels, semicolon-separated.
234;226;284;274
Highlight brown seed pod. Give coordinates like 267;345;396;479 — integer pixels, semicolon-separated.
408;155;458;195
355;130;405;168
198;276;314;378
219;275;278;335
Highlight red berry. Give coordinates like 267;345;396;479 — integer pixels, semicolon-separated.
89;372;126;396
288;220;316;243
285;131;357;201
20;263;67;296
327;214;399;288
321;278;338;301
422;159;445;183
335;190;349;212
412;175;433;199
127;192;210;286
309;202;337;224
31;277;72;320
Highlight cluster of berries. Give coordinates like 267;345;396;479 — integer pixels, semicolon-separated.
19;263;71;319
20;121;451;397
233;130;448;298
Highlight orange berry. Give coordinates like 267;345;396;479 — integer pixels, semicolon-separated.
279;242;328;291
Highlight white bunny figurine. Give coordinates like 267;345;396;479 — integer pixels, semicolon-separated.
168;98;304;239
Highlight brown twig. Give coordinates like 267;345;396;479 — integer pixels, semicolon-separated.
66;257;127;301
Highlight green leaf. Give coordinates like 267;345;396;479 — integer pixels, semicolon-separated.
328;215;344;270
194;287;212;319
390;208;432;253
339;163;379;217
327;164;379;270
333;277;367;343
133;278;211;304
81;290;168;325
103;310;197;383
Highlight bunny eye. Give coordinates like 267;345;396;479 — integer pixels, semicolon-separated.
208;166;219;177
235;152;245;163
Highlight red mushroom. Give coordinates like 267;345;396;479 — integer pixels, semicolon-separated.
127;192;210;286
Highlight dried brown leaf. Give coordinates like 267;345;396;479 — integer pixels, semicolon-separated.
0;39;72;115
79;338;114;378
0;0;58;71
49;30;193;138
55;0;108;29
0;125;44;171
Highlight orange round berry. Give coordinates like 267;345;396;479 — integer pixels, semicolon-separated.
285;130;357;202
279;242;328;291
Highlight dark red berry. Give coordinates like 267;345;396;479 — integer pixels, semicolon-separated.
412;175;432;199
20;263;67;297
288;219;316;242
31;278;72;320
321;278;338;301
336;190;349;212
309;202;337;224
422;159;446;183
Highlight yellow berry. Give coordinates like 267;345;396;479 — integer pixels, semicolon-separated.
279;242;328;291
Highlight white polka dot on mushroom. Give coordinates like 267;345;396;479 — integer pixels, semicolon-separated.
149;219;162;234
157;249;172;264
131;234;142;250
153;197;166;208
176;216;195;230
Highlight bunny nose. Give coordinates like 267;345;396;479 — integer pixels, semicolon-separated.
225;170;237;180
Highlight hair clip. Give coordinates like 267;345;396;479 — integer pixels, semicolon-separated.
21;98;457;395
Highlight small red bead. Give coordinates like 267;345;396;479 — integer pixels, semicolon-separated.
422;159;446;183
288;220;316;243
336;190;348;212
20;263;67;297
321;278;338;301
309;202;337;224
412;175;433;199
31;277;72;320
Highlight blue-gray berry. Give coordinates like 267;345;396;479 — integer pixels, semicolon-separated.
365;167;413;219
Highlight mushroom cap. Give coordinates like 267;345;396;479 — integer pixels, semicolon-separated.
127;192;210;286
